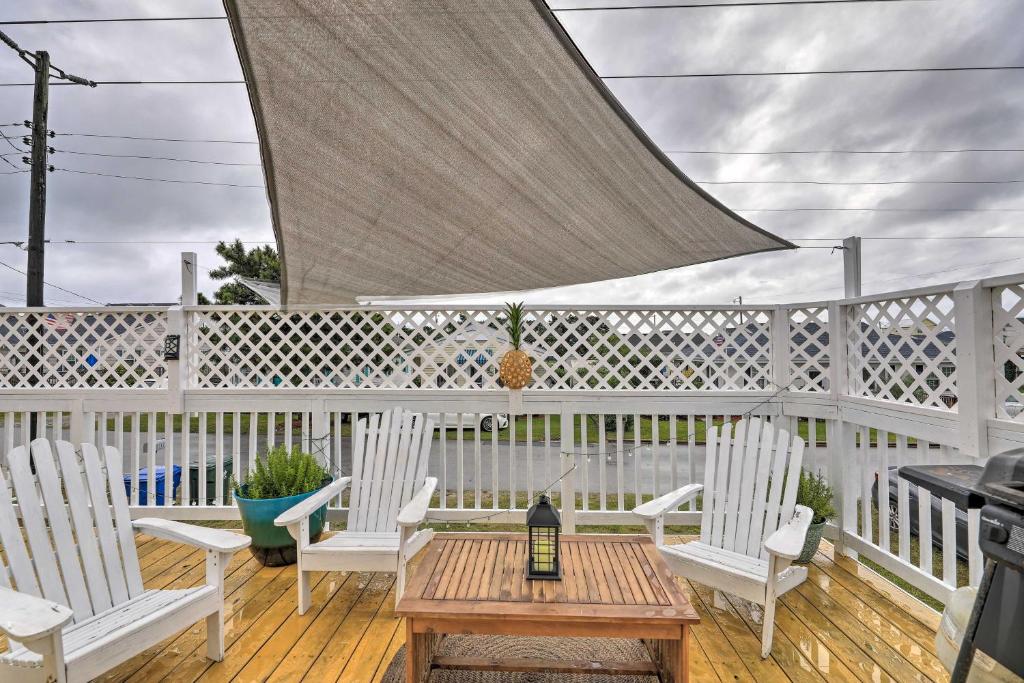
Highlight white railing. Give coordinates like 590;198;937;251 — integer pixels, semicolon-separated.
3;272;1024;607
0;308;168;389
846;289;957;409
185;306;776;390
994;282;1024;422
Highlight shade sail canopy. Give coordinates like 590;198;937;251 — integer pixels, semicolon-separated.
225;0;793;304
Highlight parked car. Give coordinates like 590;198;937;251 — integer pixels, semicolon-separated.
426;412;509;432
871;466;969;560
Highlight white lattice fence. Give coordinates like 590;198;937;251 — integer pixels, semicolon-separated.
789;306;830;392
846;293;957;409
187;307;774;390
0;309;168;389
994;283;1024;421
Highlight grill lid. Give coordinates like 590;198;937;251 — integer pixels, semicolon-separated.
977;448;1024;509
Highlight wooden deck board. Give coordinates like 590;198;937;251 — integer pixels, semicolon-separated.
2;535;945;682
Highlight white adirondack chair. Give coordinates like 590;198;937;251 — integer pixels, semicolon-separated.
275;407;437;614
633;417;813;658
0;439;250;683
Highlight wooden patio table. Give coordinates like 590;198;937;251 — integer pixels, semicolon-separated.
396;533;699;682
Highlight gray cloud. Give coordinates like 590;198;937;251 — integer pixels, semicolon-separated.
1;0;1022;306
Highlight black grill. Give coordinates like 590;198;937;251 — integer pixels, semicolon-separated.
951;448;1024;682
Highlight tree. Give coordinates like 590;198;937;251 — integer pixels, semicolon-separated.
206;239;280;305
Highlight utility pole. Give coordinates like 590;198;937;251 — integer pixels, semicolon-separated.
26;50;50;306
0;30;95;306
1;31;95;444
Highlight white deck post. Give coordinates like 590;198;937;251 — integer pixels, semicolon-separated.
167;306;186;414
828;299;854;558
172;251;198;412
559;408;576;533
181;252;198;307
953;280;995;458
843;236;862;298
771;305;791;393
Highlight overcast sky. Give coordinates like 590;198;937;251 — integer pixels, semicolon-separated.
1;0;1023;307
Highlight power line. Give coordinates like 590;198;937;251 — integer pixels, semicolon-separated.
698;178;1024;185
0;29;96;87
738;207;1024;212
769;255;1024;301
789;235;1024;240
0;169;28;175
602;65;1024;79
54;167;265;188
0;1;927;23
52;148;262;167
0;239;274;246
0;80;244;87
5;64;1024;88
552;0;934;10
867;255;1024;287
0;127;23;170
53;131;258;144
0;259;102;304
666;146;1024;155
0;17;227;26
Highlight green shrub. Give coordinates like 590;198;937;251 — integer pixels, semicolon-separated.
796;468;836;523
237;445;329;500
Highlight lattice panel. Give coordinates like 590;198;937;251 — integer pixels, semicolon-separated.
187;307;775;390
789;307;830;392
994;284;1024;421
0;310;168;389
846;294;957;409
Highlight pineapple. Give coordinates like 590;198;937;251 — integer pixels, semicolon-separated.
499;302;532;389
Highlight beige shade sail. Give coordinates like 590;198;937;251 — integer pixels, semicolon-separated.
224;0;793;304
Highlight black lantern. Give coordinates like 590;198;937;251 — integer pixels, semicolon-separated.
526;493;561;580
163;334;180;361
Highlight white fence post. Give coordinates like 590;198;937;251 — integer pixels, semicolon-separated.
560;408;576;533
68;399;87;445
181;252;198;306
166;306;186;414
771;306;790;392
953;280;995;458
828;299;854;557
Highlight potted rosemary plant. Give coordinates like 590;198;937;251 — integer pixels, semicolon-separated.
794;469;836;564
234;445;332;567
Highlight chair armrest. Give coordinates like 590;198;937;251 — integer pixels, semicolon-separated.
274;477;351;528
397;477;438;528
134;518;251;553
633;483;703;520
0;586;73;641
763;505;815;560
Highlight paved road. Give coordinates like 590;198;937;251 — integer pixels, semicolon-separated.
126;434;833;503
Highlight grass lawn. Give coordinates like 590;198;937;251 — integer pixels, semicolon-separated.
855;502;967;611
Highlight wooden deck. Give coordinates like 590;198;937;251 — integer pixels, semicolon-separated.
84;534;945;683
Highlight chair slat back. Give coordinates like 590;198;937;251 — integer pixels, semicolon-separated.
97;443;144;597
5;442;74;614
699;418;805;559
0;440;143;627
0;447;43;602
348;408;434;533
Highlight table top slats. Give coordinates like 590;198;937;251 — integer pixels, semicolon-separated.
400;534;699;624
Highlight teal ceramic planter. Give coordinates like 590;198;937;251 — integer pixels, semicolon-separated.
235;481;330;566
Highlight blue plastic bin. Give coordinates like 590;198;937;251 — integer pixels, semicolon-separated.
124;465;182;505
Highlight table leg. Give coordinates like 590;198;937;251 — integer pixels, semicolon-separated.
644;627;689;683
680;625;690;683
406;620;442;683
